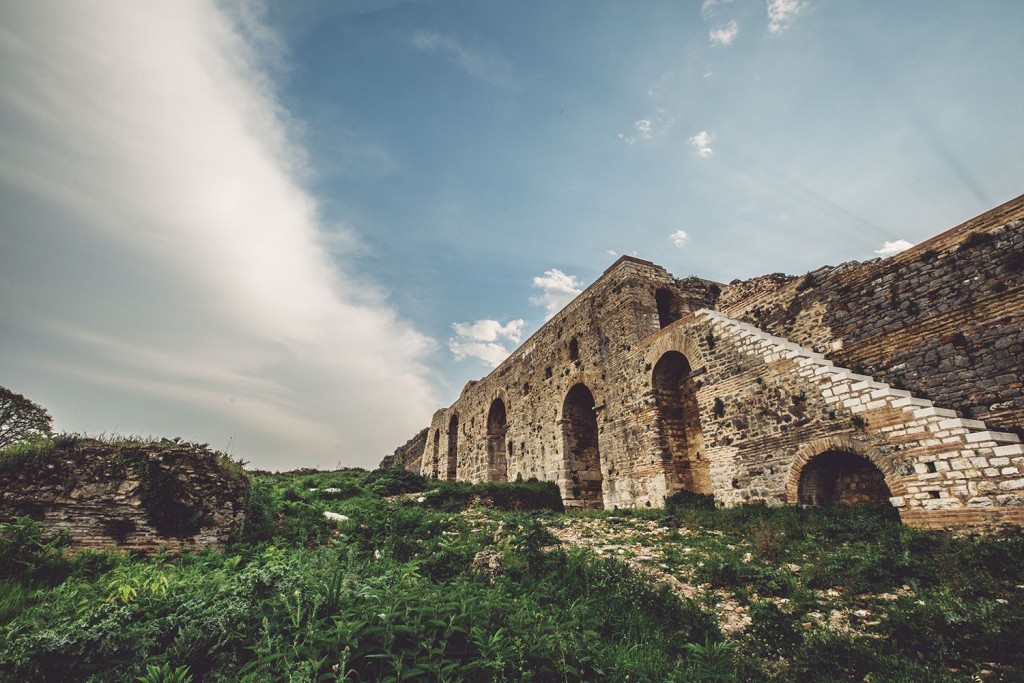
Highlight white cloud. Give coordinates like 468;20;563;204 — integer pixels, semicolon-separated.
874;239;914;257
670;230;690;248
701;0;734;18
409;30;513;87
618;118;654;145
618;112;675;145
689;130;716;158
0;3;437;469
448;318;526;367
530;269;584;320
451;319;525;344
767;0;807;35
606;249;619;257
447;340;515;368
710;20;740;46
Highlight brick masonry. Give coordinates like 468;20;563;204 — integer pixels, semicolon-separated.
0;441;249;552
386;196;1024;531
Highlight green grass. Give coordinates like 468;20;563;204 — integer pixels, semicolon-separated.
1;465;1023;681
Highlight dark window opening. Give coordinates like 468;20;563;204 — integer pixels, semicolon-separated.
568;337;580;361
656;288;681;329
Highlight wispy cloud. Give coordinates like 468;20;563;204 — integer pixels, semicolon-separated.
409;30;513;87
448;319;526;367
701;0;734;18
767;0;807;35
618;113;673;145
618;118;652;145
0;3;436;469
689;130;716;158
874;239;914;257
530;269;584;320
670;230;690;248
710;20;740;46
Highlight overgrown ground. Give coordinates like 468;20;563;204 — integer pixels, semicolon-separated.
2;460;1023;682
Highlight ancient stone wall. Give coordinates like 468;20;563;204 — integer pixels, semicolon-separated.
0;440;249;552
419;257;718;508
381;428;428;472
719;195;1024;438
392;196;1024;531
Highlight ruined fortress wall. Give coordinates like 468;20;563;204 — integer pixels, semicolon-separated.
421;257;717;507
0;441;249;552
400;197;1024;530
381;428;428;471
719;194;1024;437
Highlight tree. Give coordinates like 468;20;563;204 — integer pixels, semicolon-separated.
0;386;53;450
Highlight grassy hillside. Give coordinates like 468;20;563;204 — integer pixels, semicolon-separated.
2;463;1023;681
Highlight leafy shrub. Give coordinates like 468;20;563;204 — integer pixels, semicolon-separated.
425;478;564;512
363;467;427;496
961;230;995;250
0;516;68;579
743;600;804;659
665;490;717;515
238;479;276;544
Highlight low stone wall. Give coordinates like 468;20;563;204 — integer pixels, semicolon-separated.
0;439;249;552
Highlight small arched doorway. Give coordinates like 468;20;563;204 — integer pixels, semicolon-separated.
486;398;509;482
561;383;603;509
797;451;893;506
652;350;710;494
447;414;459;480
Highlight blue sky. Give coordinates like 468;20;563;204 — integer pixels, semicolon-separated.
1;1;1021;469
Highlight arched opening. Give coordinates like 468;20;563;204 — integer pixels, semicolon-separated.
431;429;441;478
568;337;580;362
797;451;892;506
561;383;603;509
486;399;509;482
447;414;459;480
656;288;680;329
652;351;710;494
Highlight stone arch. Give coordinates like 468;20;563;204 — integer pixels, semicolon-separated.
446;413;459;480
652;350;710;494
655;288;681;329
561;383;603;509
642;327;707;375
786;437;906;507
486;398;509;482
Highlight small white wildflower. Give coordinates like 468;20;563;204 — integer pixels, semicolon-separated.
324;488;341;493
417;496;426;503
294;590;301;598
374;549;382;560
